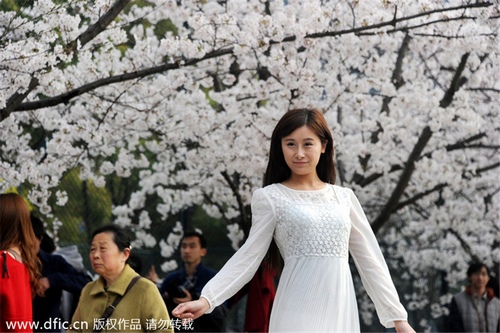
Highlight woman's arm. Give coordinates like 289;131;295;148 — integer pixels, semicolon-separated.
175;188;276;315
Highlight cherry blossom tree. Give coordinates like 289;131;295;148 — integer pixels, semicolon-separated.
1;0;499;330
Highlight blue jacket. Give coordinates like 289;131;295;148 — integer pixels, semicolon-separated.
32;250;90;332
159;262;226;332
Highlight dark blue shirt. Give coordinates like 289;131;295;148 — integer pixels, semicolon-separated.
159;262;226;332
32;250;90;332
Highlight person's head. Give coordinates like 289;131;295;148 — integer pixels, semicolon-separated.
30;215;44;253
128;253;143;276
0;193;42;295
90;224;131;284
30;215;57;253
467;263;490;292
264;108;335;186
180;231;207;266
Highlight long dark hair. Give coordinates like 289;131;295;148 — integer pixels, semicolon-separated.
263;108;336;186
263;108;336;271
0;193;43;296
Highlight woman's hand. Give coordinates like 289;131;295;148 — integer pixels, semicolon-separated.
172;297;210;321
394;321;416;333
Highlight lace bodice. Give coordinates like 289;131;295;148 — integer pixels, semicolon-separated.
201;183;408;330
267;184;351;261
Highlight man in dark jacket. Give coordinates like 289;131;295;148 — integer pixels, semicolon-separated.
448;263;500;332
149;231;227;332
31;216;91;332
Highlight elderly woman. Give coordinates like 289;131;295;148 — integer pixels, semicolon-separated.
69;225;173;333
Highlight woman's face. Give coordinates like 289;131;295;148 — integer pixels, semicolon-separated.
281;125;326;178
90;232;129;282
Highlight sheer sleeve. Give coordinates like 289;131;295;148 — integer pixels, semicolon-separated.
347;189;408;328
200;188;276;312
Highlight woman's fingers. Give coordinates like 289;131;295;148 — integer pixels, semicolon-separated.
172;303;194;318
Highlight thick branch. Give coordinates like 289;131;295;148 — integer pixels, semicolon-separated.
299;2;492;40
447;228;481;263
2;2;491;116
476;161;500;175
440;53;470;107
221;171;250;235
395;183;447;210
7;47;234;114
371;126;433;234
352;34;411;185
1;77;39;121
68;0;131;51
0;0;131;121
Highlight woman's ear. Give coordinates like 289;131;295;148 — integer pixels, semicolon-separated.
122;247;131;261
321;140;328;153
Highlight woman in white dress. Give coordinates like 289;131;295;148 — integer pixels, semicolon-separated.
173;108;415;332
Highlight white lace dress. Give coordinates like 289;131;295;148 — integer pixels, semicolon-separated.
201;183;408;332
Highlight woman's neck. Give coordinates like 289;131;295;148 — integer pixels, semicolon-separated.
103;267;125;288
4;246;23;262
282;176;325;190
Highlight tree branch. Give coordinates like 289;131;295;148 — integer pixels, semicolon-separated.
395;183;447;210
0;0;132;121
476;161;500;175
1;76;39;121
2;2;491;116
371;126;433;234
446;228;481;263
68;0;131;51
221;171;251;236
440;53;470;108
299;2;492;40
5;47;234;115
352;33;411;185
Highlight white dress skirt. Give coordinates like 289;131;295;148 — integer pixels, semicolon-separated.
201;183;408;332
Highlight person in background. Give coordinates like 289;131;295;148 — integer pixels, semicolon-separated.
172;108;415;332
148;231;227;332
52;243;93;324
448;263;500;332
30;216;90;332
69;224;173;333
0;193;42;332
128;253;144;276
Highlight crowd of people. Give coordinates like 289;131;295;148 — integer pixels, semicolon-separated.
1;108;499;332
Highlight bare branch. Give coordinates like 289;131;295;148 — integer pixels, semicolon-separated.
0;0;132;120
2;2;492;117
440;53;470;107
476;161;500;175
446;228;481;263
68;0;131;51
221;171;251;236
358;16;480;36
352;34;411;185
300;2;492;40
371;126;433;234
1;77;39;121
6;47;234;115
395;183;447;210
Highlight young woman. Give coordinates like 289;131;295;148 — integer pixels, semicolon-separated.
0;193;42;332
172;108;415;332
